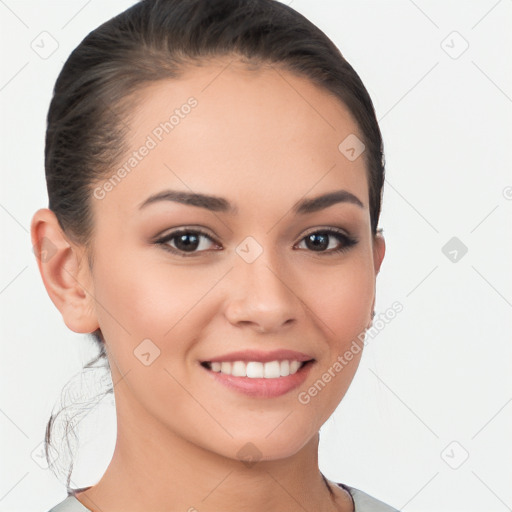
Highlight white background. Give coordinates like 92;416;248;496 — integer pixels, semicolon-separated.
1;1;511;511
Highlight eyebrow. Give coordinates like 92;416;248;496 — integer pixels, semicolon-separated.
138;189;364;214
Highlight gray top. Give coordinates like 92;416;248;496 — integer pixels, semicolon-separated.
47;483;399;511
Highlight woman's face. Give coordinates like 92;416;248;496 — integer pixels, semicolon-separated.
84;59;385;461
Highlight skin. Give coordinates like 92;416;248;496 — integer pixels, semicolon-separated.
31;57;385;512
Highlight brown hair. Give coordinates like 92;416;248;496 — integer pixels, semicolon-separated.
44;0;385;491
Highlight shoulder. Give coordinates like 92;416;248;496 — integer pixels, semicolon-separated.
47;485;399;512
46;495;91;512
337;483;400;512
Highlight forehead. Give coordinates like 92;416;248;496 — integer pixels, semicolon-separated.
97;59;369;217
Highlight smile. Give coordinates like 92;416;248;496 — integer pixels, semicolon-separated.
200;359;315;398
201;359;310;378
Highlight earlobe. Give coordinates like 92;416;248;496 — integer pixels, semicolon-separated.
30;208;99;334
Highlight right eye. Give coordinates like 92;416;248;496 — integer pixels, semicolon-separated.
155;228;221;257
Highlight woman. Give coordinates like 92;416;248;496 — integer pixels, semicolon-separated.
31;0;396;510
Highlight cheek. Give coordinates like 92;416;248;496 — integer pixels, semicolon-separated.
302;257;375;343
90;254;206;408
294;263;373;425
93;251;200;335
91;250;220;379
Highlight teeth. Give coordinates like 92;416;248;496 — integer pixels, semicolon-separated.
208;360;305;378
247;361;264;378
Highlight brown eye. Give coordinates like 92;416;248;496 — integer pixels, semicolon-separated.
156;229;220;257
296;229;358;254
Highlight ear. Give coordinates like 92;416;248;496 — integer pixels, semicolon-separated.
30;208;99;334
373;229;386;275
367;230;386;328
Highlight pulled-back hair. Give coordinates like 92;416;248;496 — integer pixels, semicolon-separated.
44;0;385;491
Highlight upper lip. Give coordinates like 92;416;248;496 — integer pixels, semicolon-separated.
202;349;315;364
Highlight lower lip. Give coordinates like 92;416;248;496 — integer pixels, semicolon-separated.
201;361;315;398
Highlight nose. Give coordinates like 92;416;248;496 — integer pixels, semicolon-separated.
223;248;303;334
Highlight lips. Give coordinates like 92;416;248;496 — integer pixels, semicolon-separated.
201;358;315;398
198;348;316;398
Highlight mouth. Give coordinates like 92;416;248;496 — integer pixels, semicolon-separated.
200;359;315;378
199;358;316;398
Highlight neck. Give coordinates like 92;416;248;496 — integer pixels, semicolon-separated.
74;370;352;512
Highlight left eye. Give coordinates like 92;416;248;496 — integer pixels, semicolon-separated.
295;229;357;254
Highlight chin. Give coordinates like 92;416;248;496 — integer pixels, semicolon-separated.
215;430;316;465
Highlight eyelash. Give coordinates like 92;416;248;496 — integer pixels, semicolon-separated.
154;227;358;258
